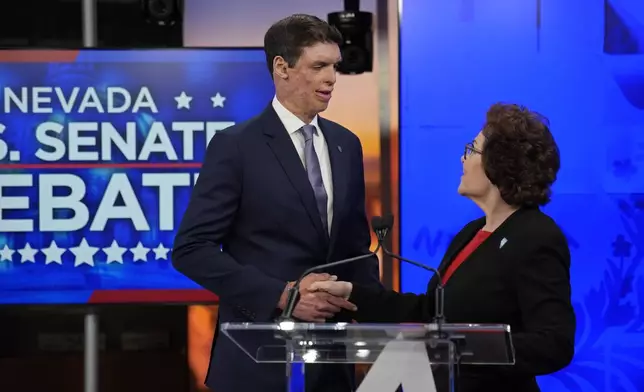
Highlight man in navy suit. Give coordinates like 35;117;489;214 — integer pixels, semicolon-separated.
172;13;383;392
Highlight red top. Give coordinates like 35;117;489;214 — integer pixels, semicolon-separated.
441;230;492;285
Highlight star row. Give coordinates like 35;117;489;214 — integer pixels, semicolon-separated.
0;239;172;267
175;92;226;110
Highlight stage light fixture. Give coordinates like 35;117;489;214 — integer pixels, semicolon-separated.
141;0;182;26
328;0;373;75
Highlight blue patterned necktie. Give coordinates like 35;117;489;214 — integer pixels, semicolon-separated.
300;124;329;235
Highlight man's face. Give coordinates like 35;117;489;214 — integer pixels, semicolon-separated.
275;42;342;119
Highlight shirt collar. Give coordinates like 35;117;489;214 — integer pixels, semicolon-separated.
272;96;320;136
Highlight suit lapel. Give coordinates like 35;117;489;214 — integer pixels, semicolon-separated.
261;106;328;243
319;118;348;256
426;208;531;291
427;219;484;291
438;224;481;275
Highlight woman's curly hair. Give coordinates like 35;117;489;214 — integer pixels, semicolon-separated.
481;103;560;207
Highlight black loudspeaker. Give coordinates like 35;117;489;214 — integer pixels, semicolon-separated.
328;7;373;75
141;0;183;26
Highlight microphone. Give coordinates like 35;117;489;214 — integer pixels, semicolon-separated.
279;243;382;321
371;214;446;334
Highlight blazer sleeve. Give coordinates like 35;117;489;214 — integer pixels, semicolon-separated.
347;284;433;323
500;230;576;376
172;130;285;322
348;138;384;290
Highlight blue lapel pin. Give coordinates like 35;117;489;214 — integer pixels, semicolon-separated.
337;145;342;152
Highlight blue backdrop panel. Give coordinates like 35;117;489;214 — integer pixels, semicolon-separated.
400;1;644;390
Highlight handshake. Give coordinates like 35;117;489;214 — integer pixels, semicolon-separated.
278;273;355;322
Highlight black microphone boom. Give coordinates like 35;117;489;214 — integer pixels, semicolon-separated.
280;212;446;336
279;243;381;321
371;214;446;333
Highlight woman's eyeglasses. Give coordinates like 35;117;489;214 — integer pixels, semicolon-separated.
463;143;482;160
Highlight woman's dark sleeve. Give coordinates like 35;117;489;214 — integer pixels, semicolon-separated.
500;231;576;376
348;284;434;323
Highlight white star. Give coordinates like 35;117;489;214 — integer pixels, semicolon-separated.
18;243;38;263
174;91;192;109
152;243;170;260
42;240;65;265
130;242;150;262
0;245;14;262
70;238;98;267
210;92;226;108
102;240;126;264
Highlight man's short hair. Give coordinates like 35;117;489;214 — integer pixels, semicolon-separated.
264;14;343;74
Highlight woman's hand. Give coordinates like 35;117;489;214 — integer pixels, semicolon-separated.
308;280;353;299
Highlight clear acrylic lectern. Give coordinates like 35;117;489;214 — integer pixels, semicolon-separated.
221;321;514;392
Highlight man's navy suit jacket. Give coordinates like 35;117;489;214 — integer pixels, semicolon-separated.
172;104;382;392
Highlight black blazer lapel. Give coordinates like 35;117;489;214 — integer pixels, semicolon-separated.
319;118;348;256
426;208;532;292
427;218;485;291
261;105;328;243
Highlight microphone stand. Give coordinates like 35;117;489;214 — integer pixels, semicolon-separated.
279;242;382;322
382;247;446;337
373;221;447;339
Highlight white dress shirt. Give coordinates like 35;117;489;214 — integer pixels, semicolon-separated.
272;96;333;232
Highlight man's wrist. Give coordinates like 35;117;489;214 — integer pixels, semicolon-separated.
277;281;295;310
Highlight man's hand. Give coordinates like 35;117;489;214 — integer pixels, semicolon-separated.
308;280;353;299
278;273;333;310
293;291;357;322
278;273;357;322
299;272;337;291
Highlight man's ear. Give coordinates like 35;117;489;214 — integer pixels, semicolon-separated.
273;56;289;80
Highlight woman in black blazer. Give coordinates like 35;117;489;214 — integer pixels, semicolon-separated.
310;103;576;392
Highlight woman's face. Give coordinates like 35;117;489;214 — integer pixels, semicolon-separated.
458;132;493;198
